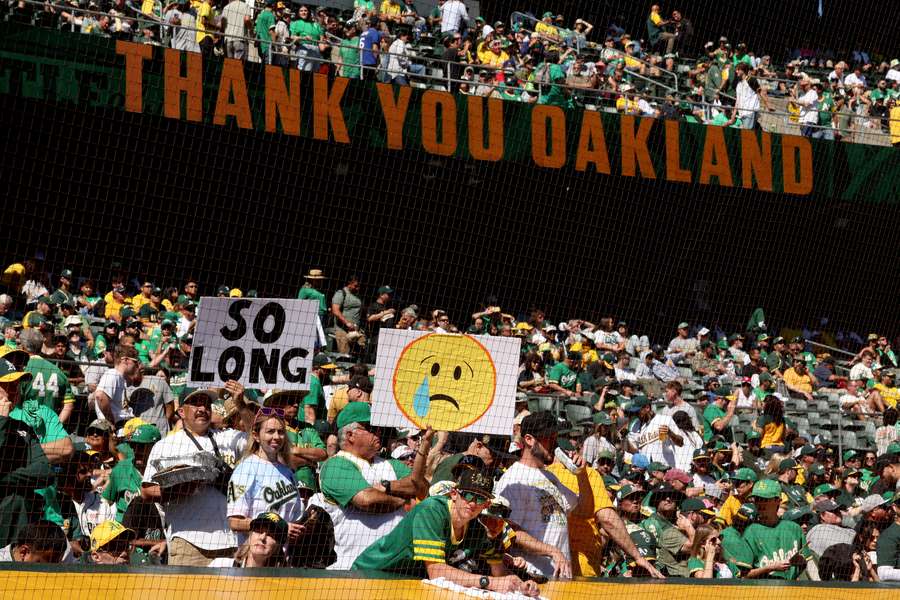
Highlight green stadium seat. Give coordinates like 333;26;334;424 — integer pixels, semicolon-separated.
565;403;593;426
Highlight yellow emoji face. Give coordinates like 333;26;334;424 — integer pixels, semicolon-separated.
393;333;497;431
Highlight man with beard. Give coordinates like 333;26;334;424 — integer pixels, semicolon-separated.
639;483;693;576
56;450;115;557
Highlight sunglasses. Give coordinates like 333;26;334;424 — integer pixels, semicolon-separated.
85;428;107;436
256;407;285;419
458;491;490;504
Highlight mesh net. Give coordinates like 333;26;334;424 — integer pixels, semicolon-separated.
1;0;900;594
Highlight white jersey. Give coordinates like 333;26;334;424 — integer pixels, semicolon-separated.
72;491;116;538
226;454;304;544
493;461;578;578
628;414;685;468
142;428;247;550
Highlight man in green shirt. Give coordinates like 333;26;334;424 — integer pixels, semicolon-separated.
338;24;362;79
720;503;755;572
765;337;792;376
102;424;161;522
546;351;578;396
353;467;539;596
876;492;900;580
640;484;692;577
303;353;337;427
297;269;328;318
742;479;815;580
19;330;75;426
255;0;277;62
702;391;736;443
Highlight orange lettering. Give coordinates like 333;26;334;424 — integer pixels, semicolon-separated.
620;115;655;178
213;58;252;129
531;105;566;168
116;40;152;113
699;126;734;187
467;96;504;161
313;73;349;143
664;119;691;183
377;83;412;150
574;111;610;174
264;65;301;136
740;129;773;191
163;48;202;122
421;90;457;156
782;135;813;195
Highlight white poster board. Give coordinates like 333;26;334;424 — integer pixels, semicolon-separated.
370;329;521;435
187;297;318;390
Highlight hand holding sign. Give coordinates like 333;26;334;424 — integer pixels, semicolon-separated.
188;298;318;390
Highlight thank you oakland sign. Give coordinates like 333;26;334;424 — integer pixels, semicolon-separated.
188;297;318;389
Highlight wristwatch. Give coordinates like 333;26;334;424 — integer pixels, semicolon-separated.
479;576;490;590
381;480;392;496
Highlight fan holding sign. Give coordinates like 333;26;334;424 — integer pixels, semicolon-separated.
371;330;520;436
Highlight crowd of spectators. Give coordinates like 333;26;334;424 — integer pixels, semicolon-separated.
4;1;899;145
2;259;900;589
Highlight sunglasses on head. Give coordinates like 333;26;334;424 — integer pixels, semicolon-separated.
256;407;285;419
458;490;490;504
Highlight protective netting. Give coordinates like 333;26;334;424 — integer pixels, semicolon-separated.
2;0;900;595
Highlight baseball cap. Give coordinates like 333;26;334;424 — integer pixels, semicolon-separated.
87;418;113;433
377;286;394;296
692;449;710;461
750;479;782;499
249;512;289;545
182;389;218;407
312;353;337;370
616;484;643;501
677;322;689;329
807;463;826;477
336;401;371;430
797;445;817;458
0;359;32;384
481;496;512;519
648;462;670;473
216;285;230;296
813;483;839;497
650;483;686;505
778;458;798;472
735;503;758;522
745;430;762;441
130;424;162;445
663;469;692;485
391;445;415;461
596;450;616;463
730;468;758;483
592;412;612;426
843;449;859;462
455;468;494;500
681;498;716;517
90;520;136;553
782;505;813;523
814;498;841;513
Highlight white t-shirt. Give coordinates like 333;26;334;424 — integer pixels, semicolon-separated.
844;72;866;88
627;414;685;468
439;0;468;33
886;69;900;84
0;544;12;562
661;402;701;433
593;330;622;349
309;453;407;570
849;363;873;381
796;89;820;125
493;461;578;578
226;454;304;544
94;368;133;423
72;491;116;539
387;38;410;78
142;428;247;550
668;336;699;355
671;430;704;472
581;434;615;467
735;79;761;123
221;0;252;38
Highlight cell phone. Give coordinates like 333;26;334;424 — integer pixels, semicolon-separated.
554;447;579;473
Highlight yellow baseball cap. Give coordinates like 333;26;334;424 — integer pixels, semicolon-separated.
229;288;243;298
122;417;150;438
90;520;136;553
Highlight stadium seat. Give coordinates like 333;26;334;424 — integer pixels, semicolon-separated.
815;400;831;413
527;395;556;414
565;403;593;426
839;431;859;450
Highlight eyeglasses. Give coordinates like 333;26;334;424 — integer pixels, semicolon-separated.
256;407;285;419
85;428;106;436
458;491;490;504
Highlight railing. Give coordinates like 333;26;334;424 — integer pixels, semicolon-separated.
6;0;898;145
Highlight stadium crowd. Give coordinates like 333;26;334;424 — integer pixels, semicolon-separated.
2;261;900;589
5;0;900;144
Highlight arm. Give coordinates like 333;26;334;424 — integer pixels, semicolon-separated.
41;436;74;465
350;487;408;512
58;401;74;426
424;563;536;596
93;390;116;424
228;515;251;533
711;401;736;433
304;404;316;425
547;383;575;397
596;507;664;577
510;528;571;578
389;428;433;500
331;303;355;331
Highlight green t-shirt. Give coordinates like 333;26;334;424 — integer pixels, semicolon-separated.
303;374;325;419
101;458;143;522
287;425;326;492
576;371;595;394
290;19;323;42
135;339;153;365
339;37;362;79
23;355;74;414
817;96;835;126
255;9;276;54
355;0;375;9
721;526;754;568
539;63;569;107
687;556;740;578
654;516;690;578
876;522;900;569
320;455;411;508
743;520;812;580
430;453;464;485
297;285;327;318
10;402;68;526
352;495;501;575
702;403;732;443
546;362;577;390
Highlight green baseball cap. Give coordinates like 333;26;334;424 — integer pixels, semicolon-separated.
758;373;773;384
249;511;289;545
745;430;761;441
120;306;136;319
797;445;817;457
681;498;716;516
597;449;616;463
778;458;798;472
751;478;782;499
617;484;643;501
757;333;770;342
730;468;758;483
807;463;826;477
130;424;162;444
843;449;860;462
648;462;670;473
336;401;371;430
542;11;554;18
592;412;612;426
812;483;839;497
782;505;813;523
735;503;758;522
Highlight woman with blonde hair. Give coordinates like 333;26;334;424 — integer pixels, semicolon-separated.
210;512;290;568
688;524;740;579
226;408;305;544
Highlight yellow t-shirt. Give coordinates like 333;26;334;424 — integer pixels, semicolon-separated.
132;294;152;313
760;420;785;448
197;0;213;44
891;106;900;146
650;11;663;26
546;464;611;577
875;383;900;408
140;0;155;15
379;1;401;17
327;386;350;422
162;299;175;312
783;367;813;393
535;21;559;40
478;49;509;68
104;290;126;319
718;493;742;526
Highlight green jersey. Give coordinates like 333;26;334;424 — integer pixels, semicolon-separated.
102;458;143;522
10;402;68;526
743;520;812;580
721;526;753;568
352;495;505;575
255;9;276;55
687;556;740;578
23;355;74;414
546;362;577;390
702;403;732;443
339;37;361;79
303;373;325;419
876;522;900;569
290;19;323;42
297;284;327;318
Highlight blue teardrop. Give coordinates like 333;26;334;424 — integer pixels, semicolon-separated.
413;376;430;417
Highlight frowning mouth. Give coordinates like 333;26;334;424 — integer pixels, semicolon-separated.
430;394;460;410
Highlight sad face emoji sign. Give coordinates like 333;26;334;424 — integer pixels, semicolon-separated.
393;334;497;431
